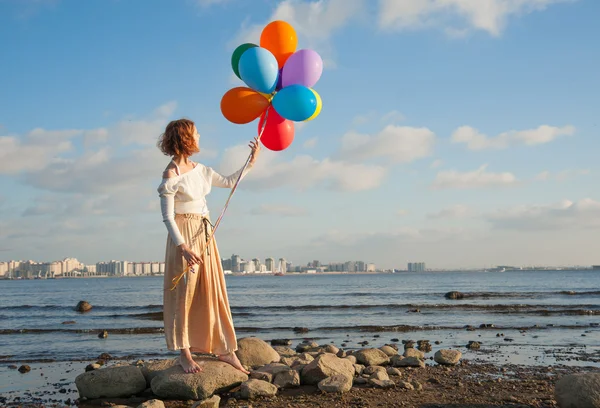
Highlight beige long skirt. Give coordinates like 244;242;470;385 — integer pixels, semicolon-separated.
163;213;237;354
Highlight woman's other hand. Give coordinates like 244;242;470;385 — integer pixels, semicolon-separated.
249;136;260;166
179;244;202;272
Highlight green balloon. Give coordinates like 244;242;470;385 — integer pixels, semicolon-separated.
231;43;258;79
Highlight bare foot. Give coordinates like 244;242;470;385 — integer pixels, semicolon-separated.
218;352;250;374
178;352;202;374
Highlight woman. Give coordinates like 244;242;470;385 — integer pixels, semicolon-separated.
157;118;259;374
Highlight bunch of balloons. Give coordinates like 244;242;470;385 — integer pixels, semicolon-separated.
220;20;323;151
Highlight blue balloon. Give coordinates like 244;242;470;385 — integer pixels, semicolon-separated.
238;47;279;94
272;85;317;122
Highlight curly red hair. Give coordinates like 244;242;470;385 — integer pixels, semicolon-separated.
157;119;199;157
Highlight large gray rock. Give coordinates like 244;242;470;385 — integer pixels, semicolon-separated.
273;346;296;357
434;350;462;366
354;348;390;366
191;395;220;408
273;369;300;388
249;371;272;383
404;348;425;359
393;356;425;368
379;345;398;357
301;354;355;385
369;370;389;381
236;337;281;368
240;379;278;399
256;363;290;376
150;357;247;400
555;373;600;408
344;355;357;365
136;400;165;408
318;375;352;393
141;359;178;385
76;366;146;399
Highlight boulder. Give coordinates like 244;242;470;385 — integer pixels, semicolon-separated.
354;348;390;366
272;346;296;357
369;370;389;381
75;366;146;399
466;341;481;350
75;301;92;312
273;369;300;389
301;354;355;385
370;379;395;389
323;345;339;354
240;379;278;399
393;357;425;368
255;363;290;376
318;375;352;393
235;337;280;368
404;348;425;359
18;365;31;374
387;367;402;377
363;366;386;376
150;357;247;400
555;373;600;408
141;359;179;385
434;350;462;366
191;395;220;408
353;364;365;376
344;355;357;365
354;377;368;385
379;345;398;357
398;381;415;390
136;400;165;408
249;371;272;383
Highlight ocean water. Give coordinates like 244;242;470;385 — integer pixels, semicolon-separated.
0;271;599;369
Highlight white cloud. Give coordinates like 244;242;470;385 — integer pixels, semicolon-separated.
380;110;405;124
219;144;387;192
486;198;600;231
339;125;436;163
431;164;518;189
378;0;576;37
233;0;365;67
535;169;590;182
428;204;474;219
451;124;575;151
113;101;177;145
250;204;309;217
303;137;318;148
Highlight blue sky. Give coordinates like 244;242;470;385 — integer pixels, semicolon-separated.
1;0;599;269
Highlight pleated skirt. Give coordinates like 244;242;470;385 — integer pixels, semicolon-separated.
163;213;237;355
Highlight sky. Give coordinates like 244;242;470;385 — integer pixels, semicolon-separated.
1;0;599;269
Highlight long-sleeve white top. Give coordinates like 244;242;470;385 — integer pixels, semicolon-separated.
157;162;252;246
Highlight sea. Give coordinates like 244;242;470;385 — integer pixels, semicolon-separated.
1;270;599;397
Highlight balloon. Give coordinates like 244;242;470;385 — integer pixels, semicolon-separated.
276;68;283;91
306;88;322;121
260;20;298;68
259;109;294;151
238;47;279;94
272;84;317;122
231;43;257;79
282;49;323;88
220;87;270;124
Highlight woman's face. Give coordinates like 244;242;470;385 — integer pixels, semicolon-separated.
193;126;200;149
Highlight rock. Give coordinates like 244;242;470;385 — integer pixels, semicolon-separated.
273;369;300;389
404;348;425;359
369;370;390;381
353;364;365;376
555;373;600;408
434;350;462;366
301;354;354;385
387;367;402;377
98;330;108;339
250;371;272;383
417;340;432;353
364;366;386;375
136;399;165;408
467;341;481;350
344;355;357;365
256;363;290;376
398;381;415;390
293;327;309;333
8;365;17;369
272;346;296;357
76;366;146;399
18;365;31;373
411;380;423;391
235;337;280;369
85;363;101;372
318;375;352;393
280;356;299;367
391;355;404;366
354;348;390;366
445;291;464;300
354;377;368;385
141;359;179;385
394;357;425;368
75;301;92;312
240;379;278;399
391;338;400;342
191;395;220;408
323;345;339;354
150;357;248;400
336;350;347;358
62;320;76;325
98;352;112;360
270;339;292;346
370;379;395;389
403;340;416;350
379;345;398;357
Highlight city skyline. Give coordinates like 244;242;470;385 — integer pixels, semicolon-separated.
1;1;599;269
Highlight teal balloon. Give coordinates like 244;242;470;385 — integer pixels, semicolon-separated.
238;47;279;94
272;84;317;122
231;43;257;79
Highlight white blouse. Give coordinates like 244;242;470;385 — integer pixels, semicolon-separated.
157;162;252;246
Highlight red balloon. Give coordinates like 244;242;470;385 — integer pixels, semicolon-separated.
258;108;294;151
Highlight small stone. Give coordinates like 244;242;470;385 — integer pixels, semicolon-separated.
369;370;389;381
391;338;400;342
293;327;309;333
75;301;92;312
411;380;423;391
8;365;18;369
98;330;108;339
353;364;365;376
434;350;462;366
398;381;415;390
370;379;395;389
85;364;101;372
354;377;368;385
273;369;300;389
386;367;402;377
404;348;425;359
323;345;339;354
318;375;352;393
270;339;292;346
466;341;481;350
18;365;31;373
62;321;76;325
393;356;424;368
379;345;398;357
336;349;347;358
137;399;166;408
445;291;464;300
344;355;357;365
192;395;221;408
249;371;272;383
240;379;278;399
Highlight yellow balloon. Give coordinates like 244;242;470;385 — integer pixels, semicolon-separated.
259;92;274;102
306;89;322;121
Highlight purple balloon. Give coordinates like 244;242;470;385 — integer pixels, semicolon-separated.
281;49;323;88
276;68;283;91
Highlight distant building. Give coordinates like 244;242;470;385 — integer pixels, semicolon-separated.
366;263;376;272
231;254;241;273
265;257;274;272
592;265;600;270
408;262;426;272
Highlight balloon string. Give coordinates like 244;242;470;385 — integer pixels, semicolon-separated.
170;106;271;291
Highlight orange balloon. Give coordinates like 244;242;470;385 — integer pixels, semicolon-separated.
220;87;270;124
260;20;297;68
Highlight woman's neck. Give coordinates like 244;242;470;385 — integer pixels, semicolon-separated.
172;156;191;166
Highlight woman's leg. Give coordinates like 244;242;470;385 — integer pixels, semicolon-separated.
179;348;202;373
217;352;249;374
